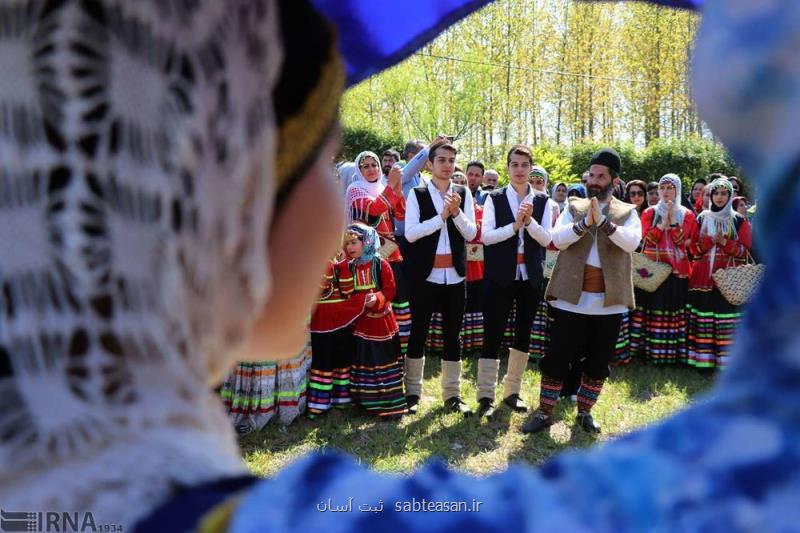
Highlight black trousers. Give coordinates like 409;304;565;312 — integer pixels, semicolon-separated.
482;279;540;359
407;280;465;361
539;307;623;381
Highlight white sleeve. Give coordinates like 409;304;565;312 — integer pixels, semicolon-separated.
481;195;516;246
452;187;478;241
606;210;642;253
525;197;552;248
404;188;444;243
551;207;583;250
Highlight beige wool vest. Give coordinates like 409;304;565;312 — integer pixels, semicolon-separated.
545;197;637;309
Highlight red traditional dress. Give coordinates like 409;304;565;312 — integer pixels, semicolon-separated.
340;257;407;418
307;259;367;418
630;205;698;364
686;213;752;369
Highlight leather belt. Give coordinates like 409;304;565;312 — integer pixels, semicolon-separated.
582;265;605;293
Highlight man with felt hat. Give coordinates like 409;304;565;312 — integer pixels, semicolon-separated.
522;148;642;434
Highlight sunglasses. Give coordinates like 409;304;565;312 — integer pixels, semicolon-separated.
530;177;545;183
628;190;645;197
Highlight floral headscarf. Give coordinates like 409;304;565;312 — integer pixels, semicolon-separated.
345;223;379;264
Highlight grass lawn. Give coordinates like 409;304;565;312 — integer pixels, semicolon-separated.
241;356;715;478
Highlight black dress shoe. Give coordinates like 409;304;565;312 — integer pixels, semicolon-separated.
405;395;420;415
577;412;601;434
443;396;473;417
503;393;528;413
521;411;553;434
476;397;496;418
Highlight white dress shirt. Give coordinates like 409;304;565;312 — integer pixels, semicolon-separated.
549;202;642;315
482;185;553;281
405;179;478;285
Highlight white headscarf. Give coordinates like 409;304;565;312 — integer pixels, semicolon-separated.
654;174;686;226
699;177;736;238
345;151;384;223
698;177;737;272
551;182;567;211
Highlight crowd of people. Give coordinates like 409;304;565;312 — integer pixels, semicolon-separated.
222;140;755;434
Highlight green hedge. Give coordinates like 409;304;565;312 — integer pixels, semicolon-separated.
341;127;405;162
535;138;742;191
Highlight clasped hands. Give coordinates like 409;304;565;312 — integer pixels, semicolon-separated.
658;201;676;230
440;191;462;220
513;201;534;232
584;197;604;226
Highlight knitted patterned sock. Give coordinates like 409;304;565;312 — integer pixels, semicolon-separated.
577;374;605;414
538;375;563;416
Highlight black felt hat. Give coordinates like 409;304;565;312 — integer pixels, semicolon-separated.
589;148;621;175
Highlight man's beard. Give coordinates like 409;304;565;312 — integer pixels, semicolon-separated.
382;166;392;176
587;182;614;200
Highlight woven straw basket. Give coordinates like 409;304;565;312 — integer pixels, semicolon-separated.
712;261;766;306
632;252;672;293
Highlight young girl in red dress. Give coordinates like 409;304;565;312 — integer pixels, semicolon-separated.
339;223;407;420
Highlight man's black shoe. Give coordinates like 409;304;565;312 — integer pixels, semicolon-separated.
503;393;528;413
443;396;473;417
521;411;553;434
476;397;496;418
577;412;601;434
405;395;420;415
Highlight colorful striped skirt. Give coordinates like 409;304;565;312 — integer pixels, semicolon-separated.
390;262;412;356
630;275;689;364
308;328;355;418
220;341;311;432
462;280;484;356
350;335;407;418
529;298;549;361
613;312;632;365
687;287;742;370
424;310;446;357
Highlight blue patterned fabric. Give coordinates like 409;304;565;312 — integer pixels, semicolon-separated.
310;0;493;86
230;0;800;530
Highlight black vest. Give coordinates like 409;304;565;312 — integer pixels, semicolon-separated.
407;184;468;282
484;187;547;288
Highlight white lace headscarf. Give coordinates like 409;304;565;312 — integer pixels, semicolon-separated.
654;173;686;226
345;151;384;223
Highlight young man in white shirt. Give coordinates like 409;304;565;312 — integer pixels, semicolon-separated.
523;148;642;434
477;146;553;418
404;140;478;416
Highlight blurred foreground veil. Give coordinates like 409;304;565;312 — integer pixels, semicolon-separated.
230;0;800;530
